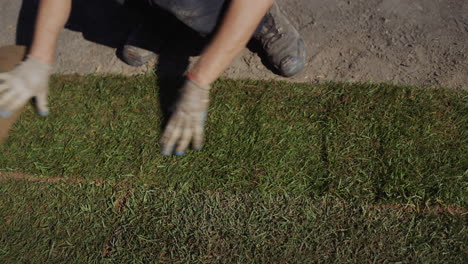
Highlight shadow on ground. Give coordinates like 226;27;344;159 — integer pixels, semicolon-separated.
15;0;274;124
15;0;202;125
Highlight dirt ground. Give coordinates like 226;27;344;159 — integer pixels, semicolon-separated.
1;0;467;88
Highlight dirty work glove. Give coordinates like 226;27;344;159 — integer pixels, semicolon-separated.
160;77;210;155
0;56;51;118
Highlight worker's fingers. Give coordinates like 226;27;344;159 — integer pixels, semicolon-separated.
160;115;179;143
0;72;9;80
0;88;19;109
4;91;29;114
161;115;183;155
0;76;15;118
175;124;192;155
0;73;10;89
192;117;205;151
0;89;17;118
0;74;11;101
35;90;49;116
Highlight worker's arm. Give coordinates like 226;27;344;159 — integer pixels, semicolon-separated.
160;0;274;155
30;0;72;64
0;0;71;118
190;0;274;87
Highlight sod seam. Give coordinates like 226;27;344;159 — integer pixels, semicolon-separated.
1;171;466;216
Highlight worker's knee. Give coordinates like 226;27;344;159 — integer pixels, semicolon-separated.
149;0;227;35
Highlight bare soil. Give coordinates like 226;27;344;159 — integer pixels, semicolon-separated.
233;0;468;88
1;0;467;88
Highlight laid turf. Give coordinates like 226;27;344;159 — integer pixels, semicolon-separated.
0;75;466;262
1;75;466;204
0;180;466;263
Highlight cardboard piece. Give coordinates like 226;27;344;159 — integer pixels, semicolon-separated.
0;45;27;144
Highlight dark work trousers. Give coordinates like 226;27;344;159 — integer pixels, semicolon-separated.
119;0;264;36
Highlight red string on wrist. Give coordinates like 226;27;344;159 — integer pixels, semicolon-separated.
185;73;210;90
186;73;197;82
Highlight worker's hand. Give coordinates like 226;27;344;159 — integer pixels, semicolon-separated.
160;77;210;155
0;56;51;118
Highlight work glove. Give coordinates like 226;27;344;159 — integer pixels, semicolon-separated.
160;77;210;155
0;56;51;118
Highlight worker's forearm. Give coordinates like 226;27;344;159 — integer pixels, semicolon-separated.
29;0;72;65
190;0;274;87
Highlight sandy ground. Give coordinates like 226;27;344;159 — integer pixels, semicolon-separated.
1;0;467;89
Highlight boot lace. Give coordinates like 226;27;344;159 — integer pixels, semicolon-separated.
259;15;285;50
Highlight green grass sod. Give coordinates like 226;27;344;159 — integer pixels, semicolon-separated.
0;75;466;262
1;75;466;204
0;180;466;263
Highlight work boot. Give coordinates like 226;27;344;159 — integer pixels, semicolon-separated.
122;23;159;67
253;2;306;77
